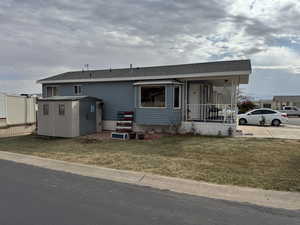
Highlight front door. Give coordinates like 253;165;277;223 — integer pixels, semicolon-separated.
189;83;200;120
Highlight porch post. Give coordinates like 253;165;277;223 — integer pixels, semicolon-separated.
235;77;239;122
231;79;234;109
231;79;234;123
182;81;185;121
185;80;188;121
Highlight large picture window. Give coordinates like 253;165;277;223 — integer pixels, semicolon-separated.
140;86;166;108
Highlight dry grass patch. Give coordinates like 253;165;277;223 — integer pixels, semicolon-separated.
0;135;300;192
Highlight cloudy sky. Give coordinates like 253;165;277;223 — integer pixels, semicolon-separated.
0;0;300;98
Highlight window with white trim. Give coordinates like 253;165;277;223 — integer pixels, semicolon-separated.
74;85;82;95
140;86;166;108
46;87;57;97
173;86;181;109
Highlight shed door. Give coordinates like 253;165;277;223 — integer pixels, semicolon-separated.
96;101;102;132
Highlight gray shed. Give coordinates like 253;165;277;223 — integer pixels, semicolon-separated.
37;96;103;137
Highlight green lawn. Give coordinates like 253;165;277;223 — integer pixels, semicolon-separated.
0;135;300;192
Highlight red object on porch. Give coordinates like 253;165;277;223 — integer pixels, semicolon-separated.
116;111;134;133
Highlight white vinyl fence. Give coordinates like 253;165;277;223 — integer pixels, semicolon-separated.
0;93;6;119
0;93;36;127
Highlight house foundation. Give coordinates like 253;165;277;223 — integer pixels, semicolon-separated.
179;121;236;136
102;120;236;136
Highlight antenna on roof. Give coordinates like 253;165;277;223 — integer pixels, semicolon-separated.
130;64;133;72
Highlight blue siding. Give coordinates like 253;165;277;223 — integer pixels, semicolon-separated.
43;82;182;125
135;108;181;125
44;82;134;121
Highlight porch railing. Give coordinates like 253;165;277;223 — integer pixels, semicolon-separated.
186;104;236;124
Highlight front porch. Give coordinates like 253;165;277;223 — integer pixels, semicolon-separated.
179;77;239;136
182;78;239;123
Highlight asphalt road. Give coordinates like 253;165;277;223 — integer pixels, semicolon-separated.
288;117;300;126
0;160;299;225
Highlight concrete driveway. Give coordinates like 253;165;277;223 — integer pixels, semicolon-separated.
237;124;300;139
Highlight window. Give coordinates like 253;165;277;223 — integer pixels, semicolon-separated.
74;85;82;95
140;86;165;108
173;86;181;109
262;110;276;114
90;104;95;113
43;104;49;115
58;104;65;116
263;104;271;108
250;110;263;115
46;87;57;97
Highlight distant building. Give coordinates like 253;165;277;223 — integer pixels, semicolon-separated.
273;95;300;109
254;99;273;109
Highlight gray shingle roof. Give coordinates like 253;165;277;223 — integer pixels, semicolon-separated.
38;59;251;83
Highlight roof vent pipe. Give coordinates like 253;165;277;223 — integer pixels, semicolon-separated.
130;64;133;70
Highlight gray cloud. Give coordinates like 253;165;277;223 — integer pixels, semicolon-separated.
0;0;300;97
0;0;232;75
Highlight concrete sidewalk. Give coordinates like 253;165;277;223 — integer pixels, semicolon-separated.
0;151;299;211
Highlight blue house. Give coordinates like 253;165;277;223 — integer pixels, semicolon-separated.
37;60;251;136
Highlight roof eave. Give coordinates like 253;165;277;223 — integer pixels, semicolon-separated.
37;70;251;84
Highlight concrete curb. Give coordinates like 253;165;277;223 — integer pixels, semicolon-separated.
0;151;299;211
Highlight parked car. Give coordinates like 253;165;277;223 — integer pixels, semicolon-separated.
279;106;300;117
238;108;288;126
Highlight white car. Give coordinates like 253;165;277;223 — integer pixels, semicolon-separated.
238;108;288;126
279;106;300;117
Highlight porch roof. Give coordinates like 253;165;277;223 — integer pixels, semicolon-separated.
38;59;251;84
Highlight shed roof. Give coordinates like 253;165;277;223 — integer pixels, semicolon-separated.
38;59;251;84
38;96;102;102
